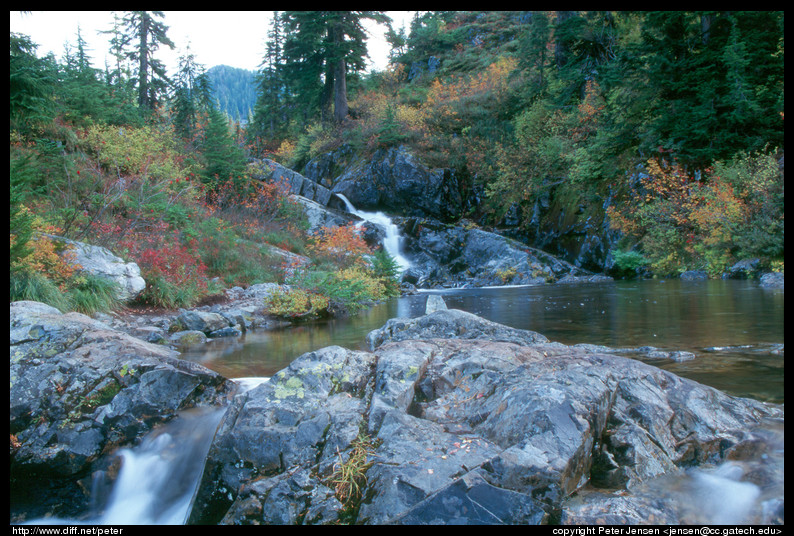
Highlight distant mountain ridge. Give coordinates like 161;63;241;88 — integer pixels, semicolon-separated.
206;64;257;124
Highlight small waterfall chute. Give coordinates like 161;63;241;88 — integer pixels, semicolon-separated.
335;194;412;274
23;407;226;526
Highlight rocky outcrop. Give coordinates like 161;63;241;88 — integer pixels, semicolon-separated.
332;146;463;222
288;195;360;234
188;308;782;525
9;301;236;521
249;158;336;208
396;217;605;288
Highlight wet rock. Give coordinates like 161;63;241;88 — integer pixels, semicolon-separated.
188;308;782;525
396;217;606;289
9;301;235;521
424;294;447;314
760;272;784;289
331;146;463;222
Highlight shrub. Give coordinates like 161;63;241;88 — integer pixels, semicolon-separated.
263;286;329;319
11;231;80;290
370;249;402;297
134;242;211;309
612;249;648;274
308;225;371;269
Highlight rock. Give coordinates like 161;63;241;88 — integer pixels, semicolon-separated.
645;350;697;362
288;194;360;234
42;234;146;301
424;294;447;314
188;308;783;525
760;272;784;289
397;217;600;288
172;310;231;334
169;330;208;345
209;327;243;338
10;301;235;521
331;146;463;222
727;258;761;279
365;308;549;351
250;158;335;207
680;270;708;280
556;274;614;284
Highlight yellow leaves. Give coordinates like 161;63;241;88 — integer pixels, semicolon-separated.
11;234;81;291
263;286;329;319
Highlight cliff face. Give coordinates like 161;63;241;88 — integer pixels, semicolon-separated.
294;144;620;274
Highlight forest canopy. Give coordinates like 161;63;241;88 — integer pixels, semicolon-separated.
10;11;785;313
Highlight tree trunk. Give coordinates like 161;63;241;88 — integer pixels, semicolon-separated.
555;11;573;68
138;13;150;109
331;19;348;123
333;56;348;123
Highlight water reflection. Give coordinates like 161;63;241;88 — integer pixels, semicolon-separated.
180;280;783;403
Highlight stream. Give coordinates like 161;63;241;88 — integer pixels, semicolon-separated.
182;279;784;404
23;280;783;525
20;195;783;525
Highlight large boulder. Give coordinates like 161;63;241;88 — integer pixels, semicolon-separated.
188;308;782;525
9;301;236;521
44;234;145;301
396;217;604;288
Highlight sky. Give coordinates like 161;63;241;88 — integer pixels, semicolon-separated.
9;11;416;75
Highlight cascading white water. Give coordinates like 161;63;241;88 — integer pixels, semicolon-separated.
24;407;226;526
335;194;412;274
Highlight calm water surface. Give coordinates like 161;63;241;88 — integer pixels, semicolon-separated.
180;280;784;403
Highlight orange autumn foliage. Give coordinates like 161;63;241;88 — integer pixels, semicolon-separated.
308;225;371;268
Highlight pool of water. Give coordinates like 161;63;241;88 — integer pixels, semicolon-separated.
180;279;784;403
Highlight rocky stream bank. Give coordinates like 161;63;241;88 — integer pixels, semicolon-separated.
10;297;783;525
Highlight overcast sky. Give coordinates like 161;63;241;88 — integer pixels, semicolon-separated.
9;11;415;75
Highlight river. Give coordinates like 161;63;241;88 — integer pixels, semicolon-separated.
21;278;781;525
181;279;784;404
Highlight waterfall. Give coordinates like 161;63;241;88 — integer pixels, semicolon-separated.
335;194;412;274
24;407;226;526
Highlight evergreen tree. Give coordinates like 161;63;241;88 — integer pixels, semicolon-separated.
58;27;113;126
118;11;175;110
171;48;213;143
283;11;390;123
200;105;247;192
10;33;57;130
638;11;784;165
251;12;289;148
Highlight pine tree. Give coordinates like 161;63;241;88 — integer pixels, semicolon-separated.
283;11;390;124
10;33;57;129
201;105;247;192
638;11;784;165
251;12;289;147
118;11;175;110
171;48;213;143
58;27;112;125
